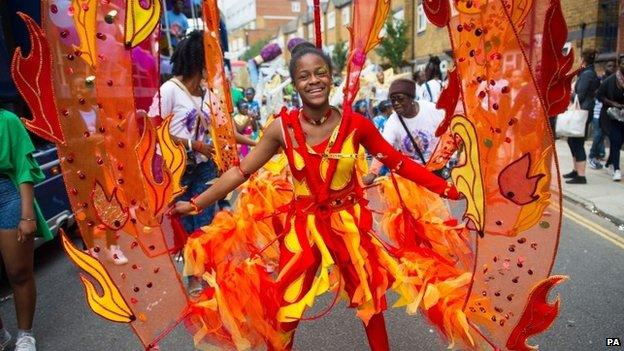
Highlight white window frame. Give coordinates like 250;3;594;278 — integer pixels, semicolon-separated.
307;23;314;40
393;9;404;21
417;4;427;33
292;1;301;13
328;11;335;29
342;6;350;26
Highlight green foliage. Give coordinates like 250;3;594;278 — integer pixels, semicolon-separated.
241;37;271;61
332;40;348;74
375;19;408;71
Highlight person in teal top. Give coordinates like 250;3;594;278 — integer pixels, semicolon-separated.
0;108;51;351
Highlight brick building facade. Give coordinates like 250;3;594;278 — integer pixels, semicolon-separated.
410;0;620;76
220;0;302;58
226;0;620;72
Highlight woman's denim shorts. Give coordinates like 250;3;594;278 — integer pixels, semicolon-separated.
0;175;21;230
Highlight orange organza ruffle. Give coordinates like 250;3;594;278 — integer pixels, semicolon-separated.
184;173;479;350
372;174;476;349
183;169;292;350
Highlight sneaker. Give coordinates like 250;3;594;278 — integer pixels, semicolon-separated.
0;329;11;351
588;158;603;170
614;170;622;182
14;335;35;351
565;176;587;184
105;245;128;265
562;170;578;179
606;164;614;175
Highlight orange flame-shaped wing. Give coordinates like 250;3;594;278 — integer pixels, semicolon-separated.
202;0;240;172
343;0;391;107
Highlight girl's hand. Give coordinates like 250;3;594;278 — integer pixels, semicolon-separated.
192;141;214;158
17;219;37;243
170;201;194;216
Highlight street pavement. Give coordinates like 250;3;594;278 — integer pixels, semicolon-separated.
556;139;624;226
0;197;622;351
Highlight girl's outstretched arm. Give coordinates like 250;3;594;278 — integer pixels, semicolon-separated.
171;119;283;215
357;116;460;199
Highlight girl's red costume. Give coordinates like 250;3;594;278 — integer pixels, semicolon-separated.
184;108;474;350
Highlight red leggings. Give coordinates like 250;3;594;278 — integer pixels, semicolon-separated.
270;312;389;351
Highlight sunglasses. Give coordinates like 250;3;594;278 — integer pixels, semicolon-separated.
390;94;411;104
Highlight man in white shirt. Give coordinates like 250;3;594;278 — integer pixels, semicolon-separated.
363;79;444;185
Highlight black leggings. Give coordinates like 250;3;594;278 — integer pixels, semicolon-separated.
607;120;624;171
567;137;587;162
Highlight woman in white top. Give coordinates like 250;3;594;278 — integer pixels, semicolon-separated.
148;31;254;233
417;56;444;104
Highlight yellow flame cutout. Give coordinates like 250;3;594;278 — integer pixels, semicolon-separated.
136;120;172;217
156;114;187;200
61;231;134;323
124;0;162;48
513;147;553;234
450;115;485;232
71;0;97;67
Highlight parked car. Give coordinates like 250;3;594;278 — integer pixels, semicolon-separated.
31;141;74;248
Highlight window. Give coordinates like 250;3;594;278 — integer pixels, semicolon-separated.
417;4;427;33
292;1;301;13
342;6;350;25
328;11;335;29
308;23;314;40
393;9;404;21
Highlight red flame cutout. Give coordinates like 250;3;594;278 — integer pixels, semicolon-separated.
11;12;65;144
422;0;451;27
435;69;461;136
498;153;544;206
537;0;577;116
506;275;567;351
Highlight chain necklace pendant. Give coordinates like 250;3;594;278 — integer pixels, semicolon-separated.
302;108;332;126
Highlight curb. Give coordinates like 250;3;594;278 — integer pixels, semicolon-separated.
562;191;624;229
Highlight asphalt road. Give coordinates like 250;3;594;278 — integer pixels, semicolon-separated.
0;199;622;351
